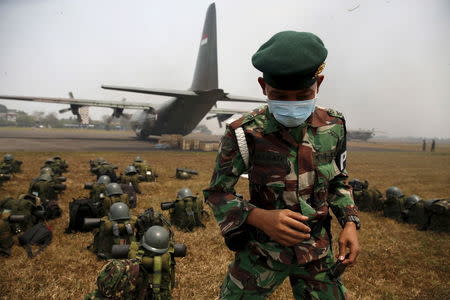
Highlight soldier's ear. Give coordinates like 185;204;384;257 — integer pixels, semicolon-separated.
316;75;324;94
258;77;267;96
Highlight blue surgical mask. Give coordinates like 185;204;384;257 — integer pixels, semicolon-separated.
267;98;316;127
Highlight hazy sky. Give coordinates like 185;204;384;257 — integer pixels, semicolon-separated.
0;0;449;138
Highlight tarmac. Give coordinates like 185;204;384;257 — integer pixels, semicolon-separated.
0;127;416;152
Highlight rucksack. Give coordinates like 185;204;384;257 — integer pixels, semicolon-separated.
0;195;38;233
135;208;172;241
170;197;208;232
65;197;101;233
42;200;62;220
120;183;137;208
18;222;52;258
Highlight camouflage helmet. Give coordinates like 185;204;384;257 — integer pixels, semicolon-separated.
405;194;421;209
134;156;143;162
3;154;14;162
97;175;111;185
40;167;54;175
141;226;170;254
38;173;52;181
124;165;137;175
106;183;123;197
108;202;130;221
96;259;140;299
386;186;404;199
44;158;54;164
349;179;364;191
176;187;194;200
53;156;61;160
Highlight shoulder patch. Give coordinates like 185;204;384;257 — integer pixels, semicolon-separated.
229;105;267;130
326;108;345;120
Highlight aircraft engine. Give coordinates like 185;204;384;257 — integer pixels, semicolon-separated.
206;113;234;128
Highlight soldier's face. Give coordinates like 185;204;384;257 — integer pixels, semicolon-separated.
258;75;324;101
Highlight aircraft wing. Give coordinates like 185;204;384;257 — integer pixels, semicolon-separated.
102;85;266;103
102;85;198;98
208;108;252;115
0;95;154;110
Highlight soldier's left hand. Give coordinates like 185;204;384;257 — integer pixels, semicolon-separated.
337;222;360;266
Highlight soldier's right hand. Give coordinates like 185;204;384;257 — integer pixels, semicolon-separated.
247;208;311;246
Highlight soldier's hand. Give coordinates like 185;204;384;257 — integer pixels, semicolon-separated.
337;222;360;266
247;208;311;246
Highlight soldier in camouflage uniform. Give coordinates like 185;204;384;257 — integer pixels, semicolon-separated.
349;179;383;212
204;31;360;299
0;194;41;234
85;259;141;300
383;187;405;222
119;165;142;194
90;157;106;173
133;156;157;182
1;154;22;174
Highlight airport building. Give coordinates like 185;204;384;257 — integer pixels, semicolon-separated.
0;104;17;122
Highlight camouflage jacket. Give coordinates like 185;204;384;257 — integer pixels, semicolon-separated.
204;105;359;265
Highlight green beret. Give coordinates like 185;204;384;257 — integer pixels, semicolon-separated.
252;31;328;90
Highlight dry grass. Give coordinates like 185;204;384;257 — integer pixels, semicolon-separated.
0;145;449;300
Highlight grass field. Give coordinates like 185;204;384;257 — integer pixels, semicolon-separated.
0;144;449;300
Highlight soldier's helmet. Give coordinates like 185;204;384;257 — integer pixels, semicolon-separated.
44;158;54;164
3;154;14;162
53;156;61;160
40;167;54;175
124;165;137;175
101;161;110;166
38;173;52;182
97;175;111;185
405;195;421;209
141;226;170;254
178;171;191;179
109;202;130;221
386;186;404;199
176;187;194;200
349;179;364;191
106;183;123;197
134;156;143;162
96;259;140;299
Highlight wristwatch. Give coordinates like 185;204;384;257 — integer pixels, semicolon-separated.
343;215;361;230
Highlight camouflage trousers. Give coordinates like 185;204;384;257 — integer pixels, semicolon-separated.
220;247;347;300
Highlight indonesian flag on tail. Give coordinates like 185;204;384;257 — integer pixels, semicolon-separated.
200;34;208;46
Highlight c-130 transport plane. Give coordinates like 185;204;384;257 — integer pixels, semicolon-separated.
0;3;265;139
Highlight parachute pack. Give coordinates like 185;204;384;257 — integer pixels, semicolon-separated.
18;222;52;258
65;197;102;233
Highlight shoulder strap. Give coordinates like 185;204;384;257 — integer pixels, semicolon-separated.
234;127;249;170
153;255;162;295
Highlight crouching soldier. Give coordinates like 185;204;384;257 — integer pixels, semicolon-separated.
175;168;198;180
28;173;66;201
2;154;22;173
86;226;187;300
0;209;27;257
0;194;44;234
87;202;137;260
85;175;111;204
427;198;450;233
383;186;405;222
101;183;130;217
349;179;383;212
119;165;142;194
133;156;157;182
161;188;209;232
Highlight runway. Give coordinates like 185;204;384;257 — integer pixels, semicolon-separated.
0;127;421;152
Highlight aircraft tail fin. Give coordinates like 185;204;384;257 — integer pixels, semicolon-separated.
190;3;218;92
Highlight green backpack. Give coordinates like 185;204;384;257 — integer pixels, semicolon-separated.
169;197;208;232
0;195;39;234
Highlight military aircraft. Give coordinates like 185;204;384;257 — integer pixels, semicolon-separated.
0;3;264;139
347;129;376;141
